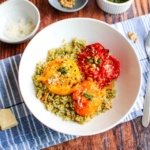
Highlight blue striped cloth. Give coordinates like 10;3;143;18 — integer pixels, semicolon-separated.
0;14;150;150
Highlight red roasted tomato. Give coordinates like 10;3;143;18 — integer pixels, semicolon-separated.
77;43;120;88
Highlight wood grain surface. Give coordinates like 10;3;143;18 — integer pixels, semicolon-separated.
0;0;150;149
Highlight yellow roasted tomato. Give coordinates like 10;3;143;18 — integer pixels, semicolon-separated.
38;58;81;95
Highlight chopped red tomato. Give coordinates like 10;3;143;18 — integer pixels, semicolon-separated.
77;43;120;88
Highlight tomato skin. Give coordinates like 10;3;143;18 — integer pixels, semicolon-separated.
101;56;120;79
72;80;104;116
77;43;109;67
38;58;81;95
77;43;120;88
98;55;120;88
77;43;109;79
80;43;108;59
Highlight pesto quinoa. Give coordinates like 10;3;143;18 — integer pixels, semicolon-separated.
32;38;117;124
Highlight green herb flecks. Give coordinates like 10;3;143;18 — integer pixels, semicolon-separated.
97;59;102;66
88;58;102;66
57;67;68;74
106;89;116;99
88;58;94;64
83;93;93;100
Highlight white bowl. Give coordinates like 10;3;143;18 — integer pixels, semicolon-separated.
96;0;134;14
0;0;40;44
19;18;141;136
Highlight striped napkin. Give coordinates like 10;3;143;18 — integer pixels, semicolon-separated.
0;14;150;150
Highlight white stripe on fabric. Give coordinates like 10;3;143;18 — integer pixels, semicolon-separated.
8;108;27;150
4;130;14;150
12;54;21;71
9;102;31;120
8;129;18;150
41;123;49;145
11;105;21;119
10;106;30;149
0;63;12;106
12;55;24;103
141;15;150;31
112;23;126;37
22;103;32;116
127;20;146;60
9;57;23;102
49;131;55;144
140;59;149;73
23;107;38;146
0;67;4;108
136;99;142;110
30;115;43;146
1;61;16;106
0;89;4;108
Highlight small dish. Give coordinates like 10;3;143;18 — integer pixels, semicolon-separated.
0;0;40;44
96;0;134;14
48;0;88;12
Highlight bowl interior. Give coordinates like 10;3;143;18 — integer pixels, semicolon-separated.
19;18;141;136
0;0;40;43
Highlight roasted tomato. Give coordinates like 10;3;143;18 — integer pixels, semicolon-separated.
98;55;120;88
77;43;120;88
72;79;105;116
38;58;81;95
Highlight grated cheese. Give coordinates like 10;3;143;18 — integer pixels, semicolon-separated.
4;18;35;40
128;31;138;43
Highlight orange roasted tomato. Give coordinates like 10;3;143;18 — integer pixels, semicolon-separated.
38;58;81;95
72;79;112;116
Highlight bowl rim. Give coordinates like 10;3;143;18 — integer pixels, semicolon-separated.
0;0;40;44
101;0;134;6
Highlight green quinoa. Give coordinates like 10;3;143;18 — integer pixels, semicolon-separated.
32;38;116;124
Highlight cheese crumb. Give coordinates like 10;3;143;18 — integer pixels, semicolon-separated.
128;32;138;43
0;109;18;130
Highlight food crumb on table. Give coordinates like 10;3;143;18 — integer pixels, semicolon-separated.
128;31;138;43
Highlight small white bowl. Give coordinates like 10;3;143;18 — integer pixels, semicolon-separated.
96;0;134;14
0;0;40;44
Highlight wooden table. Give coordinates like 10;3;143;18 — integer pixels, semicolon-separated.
0;0;150;149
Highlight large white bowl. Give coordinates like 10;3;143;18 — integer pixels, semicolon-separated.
19;18;141;136
0;0;40;44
